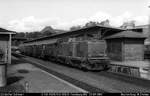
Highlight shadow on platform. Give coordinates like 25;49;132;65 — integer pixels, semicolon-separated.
11;59;26;65
17;69;29;74
0;76;25;92
99;71;150;89
7;76;24;85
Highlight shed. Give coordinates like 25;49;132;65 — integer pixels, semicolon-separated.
104;31;146;61
0;28;16;87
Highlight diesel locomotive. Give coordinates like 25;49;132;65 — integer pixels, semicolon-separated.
19;25;125;71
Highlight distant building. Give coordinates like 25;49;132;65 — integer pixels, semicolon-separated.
129;25;149;45
120;23;149;45
12;37;27;49
131;25;149;35
120;21;135;29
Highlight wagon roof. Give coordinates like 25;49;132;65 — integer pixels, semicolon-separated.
104;30;147;39
24;25;125;43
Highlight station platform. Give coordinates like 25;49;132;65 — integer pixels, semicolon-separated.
110;60;150;68
18;55;150;92
5;56;87;93
109;60;150;80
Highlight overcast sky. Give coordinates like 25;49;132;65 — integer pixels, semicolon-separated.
0;0;149;32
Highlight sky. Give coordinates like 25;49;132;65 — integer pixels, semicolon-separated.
0;0;149;32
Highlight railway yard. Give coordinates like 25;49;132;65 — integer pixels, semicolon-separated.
6;24;150;93
0;0;149;94
5;56;87;93
0;22;150;93
6;53;150;93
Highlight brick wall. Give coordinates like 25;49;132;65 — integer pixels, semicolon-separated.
123;39;144;61
124;44;144;61
106;38;145;61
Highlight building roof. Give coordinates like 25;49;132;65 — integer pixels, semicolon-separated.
104;31;147;39
0;28;16;34
24;25;125;43
127;24;149;30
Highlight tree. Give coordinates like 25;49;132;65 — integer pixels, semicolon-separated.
99;19;110;26
84;21;99;27
84;20;110;28
70;25;82;31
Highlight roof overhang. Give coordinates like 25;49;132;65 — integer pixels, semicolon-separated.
0;32;16;34
0;27;17;35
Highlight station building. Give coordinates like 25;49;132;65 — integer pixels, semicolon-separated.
105;31;146;61
104;30;148;77
0;28;16;87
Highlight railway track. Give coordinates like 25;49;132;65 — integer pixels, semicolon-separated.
13;53;107;93
12;53;150;92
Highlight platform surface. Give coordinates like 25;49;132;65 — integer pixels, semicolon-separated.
21;55;150;92
110;60;150;68
6;56;86;93
110;60;150;80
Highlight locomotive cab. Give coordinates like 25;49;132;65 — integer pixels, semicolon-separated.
76;40;110;70
87;40;107;58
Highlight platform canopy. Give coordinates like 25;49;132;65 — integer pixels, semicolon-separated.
24;25;125;43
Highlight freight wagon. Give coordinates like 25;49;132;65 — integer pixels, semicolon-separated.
19;25;125;71
20;40;109;71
